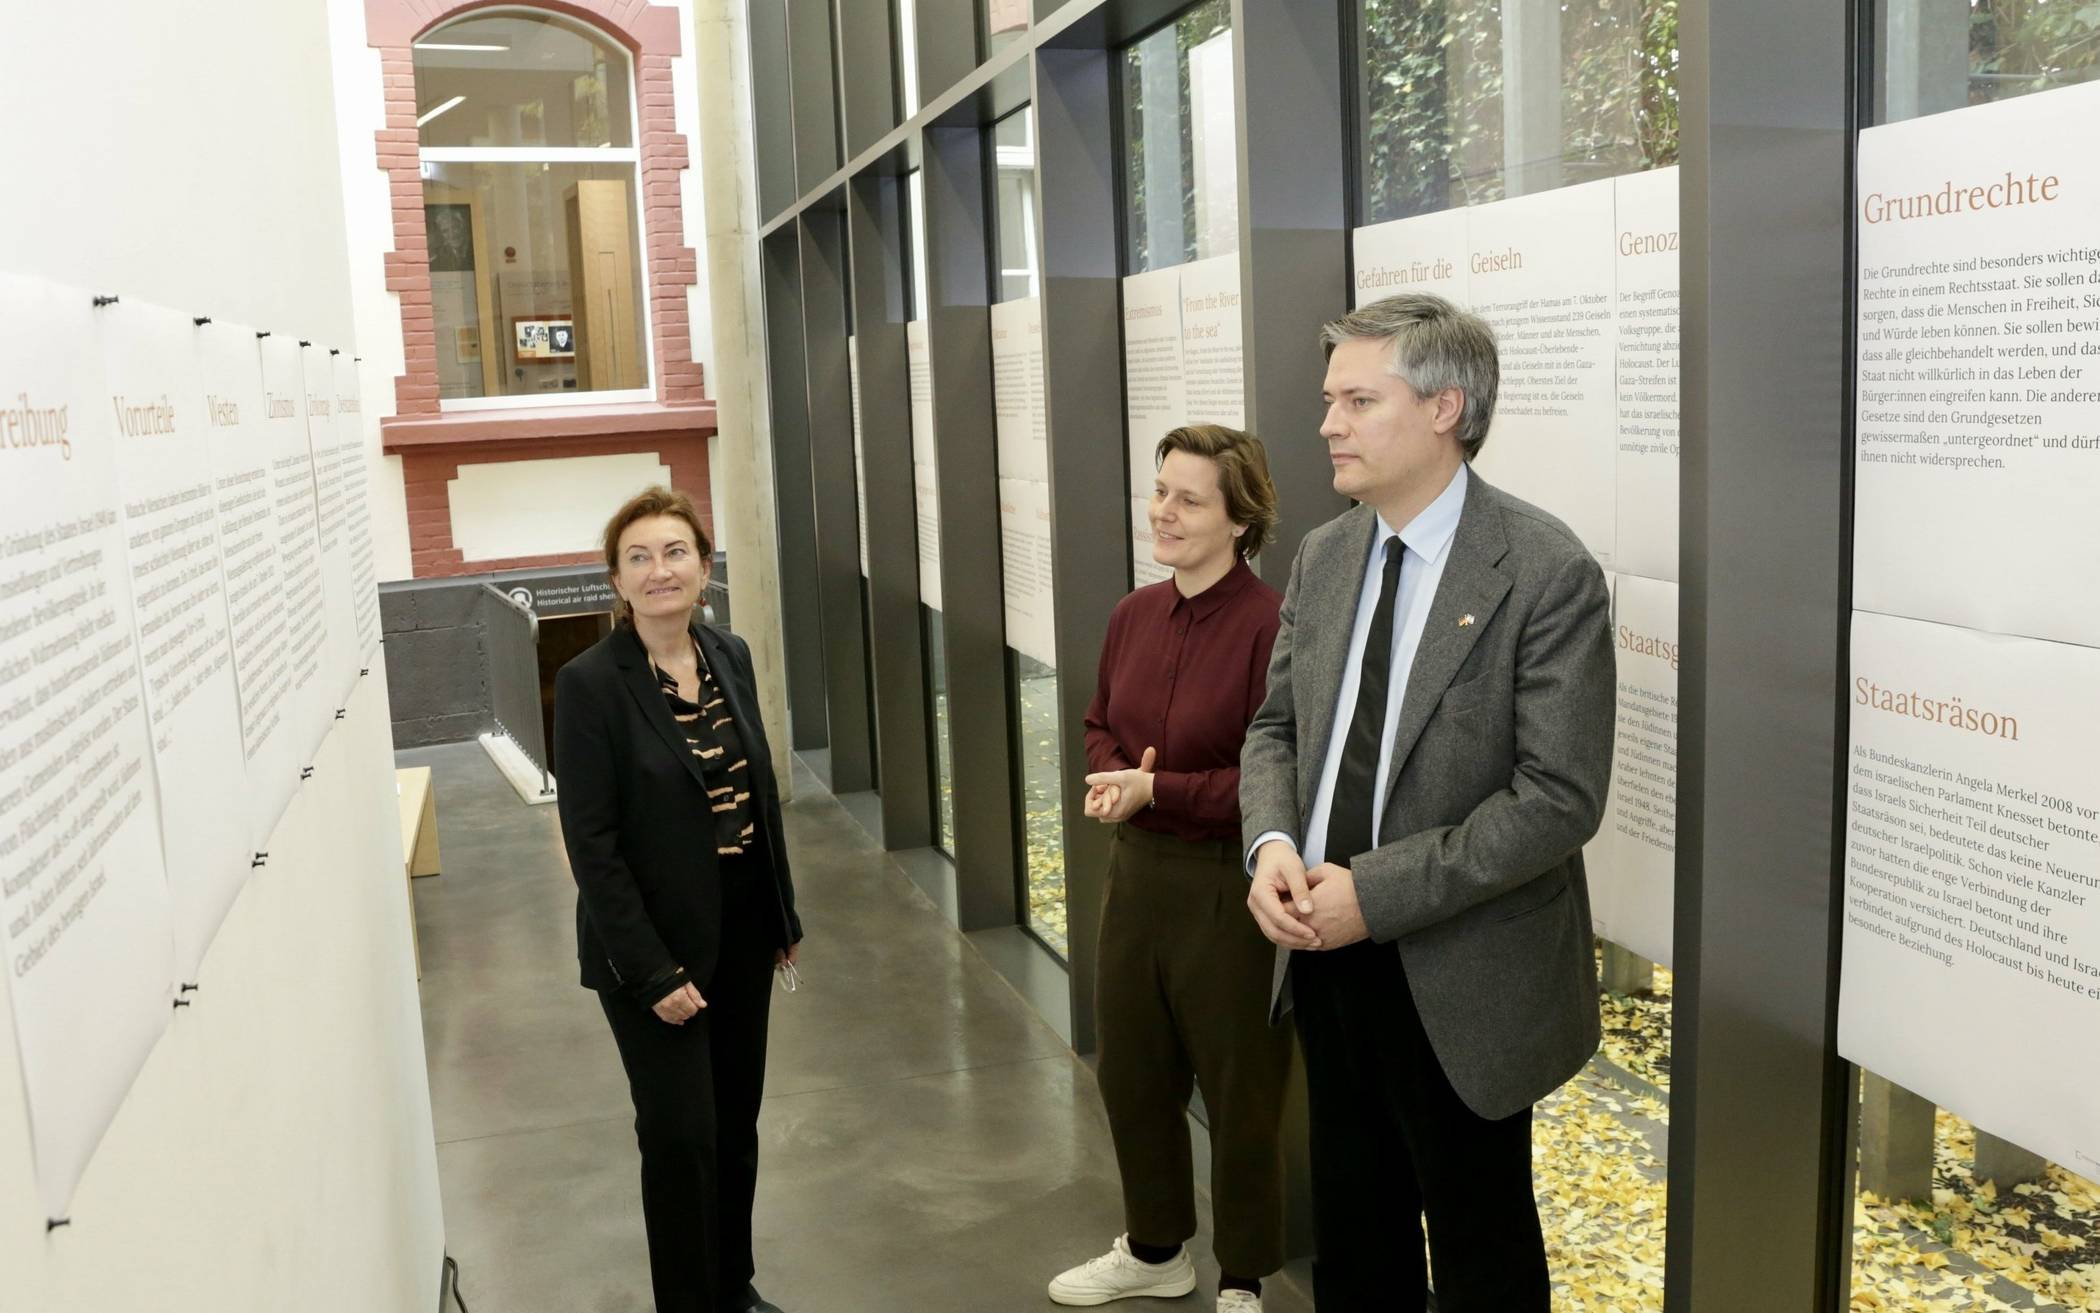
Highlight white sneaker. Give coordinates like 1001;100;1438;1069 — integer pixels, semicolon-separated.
1047;1235;1198;1306
1216;1292;1262;1312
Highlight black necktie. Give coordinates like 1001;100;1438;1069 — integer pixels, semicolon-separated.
1324;537;1403;869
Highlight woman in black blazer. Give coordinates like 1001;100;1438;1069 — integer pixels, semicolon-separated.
554;485;802;1313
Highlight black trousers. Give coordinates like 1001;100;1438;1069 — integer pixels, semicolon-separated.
599;867;780;1313
1290;942;1548;1313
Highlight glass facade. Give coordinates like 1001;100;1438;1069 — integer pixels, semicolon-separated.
1844;10;2100;1310
1882;0;2100;122
414;13;648;403
983;0;1030;60
1353;2;1685;1303
993;112;1041;302
751;4;2100;1305
1121;0;1237;274
989;106;1064;954
906;167;954;854
1119;2;1243;592
1358;0;1678;224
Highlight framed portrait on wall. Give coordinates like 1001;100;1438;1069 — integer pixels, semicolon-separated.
426;203;475;273
512;317;577;361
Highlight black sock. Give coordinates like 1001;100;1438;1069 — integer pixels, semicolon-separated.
1128;1238;1182;1265
1220;1274;1262;1296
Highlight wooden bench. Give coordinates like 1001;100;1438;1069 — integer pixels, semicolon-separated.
396;767;441;978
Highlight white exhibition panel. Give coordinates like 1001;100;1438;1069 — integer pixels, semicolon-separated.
1853;80;2100;647
197;324;300;850
1;1;441;1297
447;452;672;564
100;300;254;981
1458;178;1620;566
1177;255;1247;431
332;353;381;661
1842;82;2100;1172
991;296;1049;483
906;319;943;611
1590;573;1678;968
848;335;869;577
997;476;1058;670
1;270;412;1235
1611;167;1683;584
991;297;1056;668
258;335;332;767
0;274;177;1220
0;674;443;1313
1839;611;2100;1176
1116;257;1248;591
1582;572;1620;906
1353;204;1468;307
302;346;361;711
1120;265;1182;589
1350;168;1686;577
1355;169;1684;959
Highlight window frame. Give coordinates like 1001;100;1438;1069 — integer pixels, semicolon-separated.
1114;1;1238;277
413;7;656;412
989;107;1040;304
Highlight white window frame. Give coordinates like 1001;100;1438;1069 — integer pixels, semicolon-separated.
908;167;929;319
897;0;921;117
415;7;657;412
994;108;1039;302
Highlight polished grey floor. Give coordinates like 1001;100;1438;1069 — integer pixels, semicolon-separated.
404;741;1309;1313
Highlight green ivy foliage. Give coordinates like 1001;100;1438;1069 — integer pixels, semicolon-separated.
1122;0;1232;272
1360;0;1679;226
1969;0;2100;102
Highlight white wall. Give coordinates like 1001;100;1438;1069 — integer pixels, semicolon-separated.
0;6;358;345
0;3;445;1308
327;0;719;581
450;452;672;560
329;0;418;583
668;0;718;377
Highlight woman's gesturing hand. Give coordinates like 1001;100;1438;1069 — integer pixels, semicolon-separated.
652;982;707;1025
1083;746;1157;823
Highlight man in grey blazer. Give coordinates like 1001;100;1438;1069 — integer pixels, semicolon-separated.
1241;293;1614;1311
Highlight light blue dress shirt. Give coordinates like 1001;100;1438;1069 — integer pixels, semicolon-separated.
1249;463;1469;871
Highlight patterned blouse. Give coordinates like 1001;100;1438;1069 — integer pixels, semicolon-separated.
653;639;758;860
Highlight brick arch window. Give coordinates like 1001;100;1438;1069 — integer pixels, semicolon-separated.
368;0;704;419
370;0;713;579
415;9;650;405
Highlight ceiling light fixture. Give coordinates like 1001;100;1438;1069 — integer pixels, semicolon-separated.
416;95;467;127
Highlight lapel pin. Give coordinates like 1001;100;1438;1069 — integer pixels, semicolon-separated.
1459;614;1475;628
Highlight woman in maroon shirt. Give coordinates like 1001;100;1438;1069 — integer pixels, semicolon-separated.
1047;425;1289;1313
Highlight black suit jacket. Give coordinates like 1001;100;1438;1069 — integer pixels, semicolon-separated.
553;621;802;1004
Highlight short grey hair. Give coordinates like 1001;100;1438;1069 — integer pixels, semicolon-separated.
1319;293;1499;460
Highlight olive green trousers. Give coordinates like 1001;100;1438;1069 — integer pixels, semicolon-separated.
1093;823;1294;1278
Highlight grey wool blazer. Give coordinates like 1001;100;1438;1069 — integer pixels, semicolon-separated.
1240;471;1616;1121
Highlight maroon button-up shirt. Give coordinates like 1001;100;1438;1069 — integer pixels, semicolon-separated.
1083;559;1283;843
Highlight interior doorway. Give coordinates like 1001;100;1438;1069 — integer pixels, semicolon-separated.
537;611;613;767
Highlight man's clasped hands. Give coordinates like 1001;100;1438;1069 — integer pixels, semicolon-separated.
1082;745;1371;953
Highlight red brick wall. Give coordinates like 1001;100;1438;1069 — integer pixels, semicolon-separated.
365;0;709;576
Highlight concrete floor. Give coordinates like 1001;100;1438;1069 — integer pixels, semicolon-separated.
403;741;1310;1313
